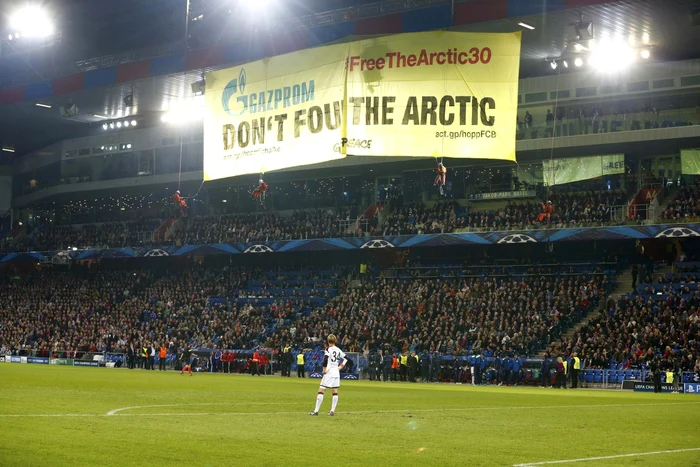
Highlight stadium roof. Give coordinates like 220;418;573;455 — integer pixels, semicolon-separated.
1;0;699;157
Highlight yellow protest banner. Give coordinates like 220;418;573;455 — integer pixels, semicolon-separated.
204;43;349;181
203;31;521;181
344;31;521;160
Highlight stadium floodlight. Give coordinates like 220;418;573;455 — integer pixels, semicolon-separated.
109;123;115;129
640;49;650;59
116;122;122;128
242;0;276;13
9;6;54;38
574;57;583;67
7;34;12;41
102;123;108;130
130;120;137;126
588;38;636;72
161;97;205;125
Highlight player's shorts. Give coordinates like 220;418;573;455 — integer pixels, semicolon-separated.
320;373;340;389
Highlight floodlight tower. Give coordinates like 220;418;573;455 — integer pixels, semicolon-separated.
9;5;54;38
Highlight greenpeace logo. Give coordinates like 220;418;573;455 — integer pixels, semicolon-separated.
603;161;624;170
333;138;372;153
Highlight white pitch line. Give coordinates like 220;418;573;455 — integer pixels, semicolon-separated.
105;401;287;416
107;401;700;417
0;414;99;418
512;447;700;466
0;401;698;419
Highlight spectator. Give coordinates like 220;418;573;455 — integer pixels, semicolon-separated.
556;357;566;388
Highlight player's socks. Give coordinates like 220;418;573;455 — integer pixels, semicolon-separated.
331;395;338;413
314;392;324;413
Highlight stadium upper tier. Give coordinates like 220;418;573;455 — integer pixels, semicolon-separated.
0;189;678;253
9;83;700;203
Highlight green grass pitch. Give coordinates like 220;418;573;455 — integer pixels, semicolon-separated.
1;365;699;467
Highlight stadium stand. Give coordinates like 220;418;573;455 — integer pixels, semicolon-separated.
661;183;700;221
464;190;627;230
4;1;700;464
380;201;465;235
548;259;700;384
0;259;613;361
1;189;635;252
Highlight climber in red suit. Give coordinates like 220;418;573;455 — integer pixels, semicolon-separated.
537;200;553;223
173;190;187;216
253;179;268;204
434;162;447;195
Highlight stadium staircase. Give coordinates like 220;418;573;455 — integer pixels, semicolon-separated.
610;266;635;300
362;204;382;219
547;263;676;354
153;218;178;242
653;186;677;221
533;265;625;357
6;224;25;248
351;204;382;235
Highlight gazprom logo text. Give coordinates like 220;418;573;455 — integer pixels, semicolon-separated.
221;68;315;116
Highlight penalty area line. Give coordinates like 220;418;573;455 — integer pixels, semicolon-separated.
512;447;700;466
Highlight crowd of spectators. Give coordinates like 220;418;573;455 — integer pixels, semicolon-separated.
0;186;685;253
0;262;609;363
0;266;267;359
172;208;368;245
661;183;700;221
379;201;465;236
546;263;700;376
315;272;607;356
11;220;161;252
464;190;626;231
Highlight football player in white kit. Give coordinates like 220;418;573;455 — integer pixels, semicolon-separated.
309;334;347;416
